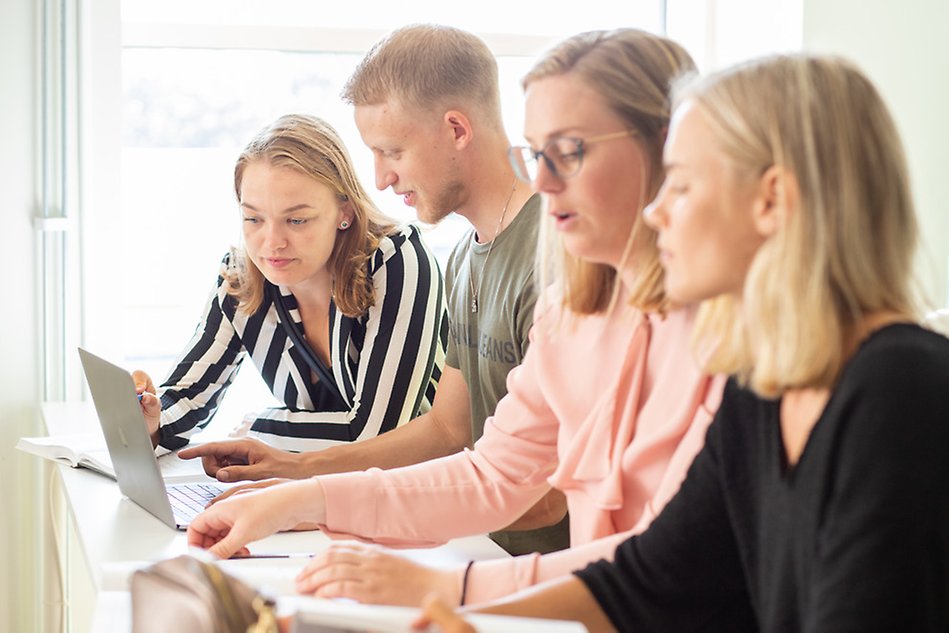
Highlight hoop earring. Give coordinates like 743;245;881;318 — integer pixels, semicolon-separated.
339;220;350;230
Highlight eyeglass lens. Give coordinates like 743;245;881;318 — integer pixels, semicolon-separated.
510;138;583;182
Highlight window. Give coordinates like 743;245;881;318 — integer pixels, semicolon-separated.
75;1;801;425
82;1;666;427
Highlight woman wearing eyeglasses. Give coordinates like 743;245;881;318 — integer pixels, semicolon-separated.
417;53;949;633
186;28;721;607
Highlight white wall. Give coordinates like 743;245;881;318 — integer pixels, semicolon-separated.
0;0;41;630
803;0;949;308
668;0;803;72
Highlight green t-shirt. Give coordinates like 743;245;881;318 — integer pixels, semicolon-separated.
444;194;570;556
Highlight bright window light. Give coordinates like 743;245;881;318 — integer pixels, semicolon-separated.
102;1;800;431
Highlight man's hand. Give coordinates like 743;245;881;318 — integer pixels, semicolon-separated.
177;438;307;481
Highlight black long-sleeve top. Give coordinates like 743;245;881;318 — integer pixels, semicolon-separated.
577;324;949;632
156;224;447;452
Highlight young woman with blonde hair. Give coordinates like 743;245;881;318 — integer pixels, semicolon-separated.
419;53;949;632
186;29;727;607
135;114;447;452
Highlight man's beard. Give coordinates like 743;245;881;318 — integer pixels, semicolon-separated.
416;178;466;225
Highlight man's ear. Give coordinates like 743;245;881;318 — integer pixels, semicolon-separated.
752;165;798;238
444;110;474;149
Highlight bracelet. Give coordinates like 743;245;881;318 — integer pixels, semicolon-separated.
459;560;475;606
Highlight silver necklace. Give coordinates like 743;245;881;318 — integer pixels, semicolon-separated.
468;178;517;313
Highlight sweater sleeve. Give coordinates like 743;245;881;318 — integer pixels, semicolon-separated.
803;340;949;632
156;268;245;451
574;388;756;633
246;226;447;452
462;373;727;604
316;314;559;547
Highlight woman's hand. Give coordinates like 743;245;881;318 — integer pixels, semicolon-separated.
204;477;321;531
206;478;291;504
412;594;477;633
295;543;463;606
131;370;161;447
187;478;326;559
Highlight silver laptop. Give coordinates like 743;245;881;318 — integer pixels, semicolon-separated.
78;347;227;530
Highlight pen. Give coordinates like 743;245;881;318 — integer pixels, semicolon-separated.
229;553;315;559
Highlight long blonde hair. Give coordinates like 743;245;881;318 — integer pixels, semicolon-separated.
523;29;696;315
228;114;397;317
681;55;919;397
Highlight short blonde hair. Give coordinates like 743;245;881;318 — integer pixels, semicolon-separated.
228;114;397;317
341;24;502;127
523;29;696;315
681;55;919;397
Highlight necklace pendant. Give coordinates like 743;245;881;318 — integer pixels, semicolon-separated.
466;178;515;318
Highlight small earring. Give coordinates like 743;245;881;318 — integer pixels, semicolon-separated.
339;220;350;230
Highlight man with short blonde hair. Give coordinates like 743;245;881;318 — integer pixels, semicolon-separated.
181;24;568;557
341;23;568;556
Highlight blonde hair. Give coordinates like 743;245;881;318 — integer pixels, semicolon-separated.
341;24;502;128
228;114;397;317
523;29;696;315
681;55;919;397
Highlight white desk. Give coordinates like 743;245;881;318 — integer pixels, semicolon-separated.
40;402;509;632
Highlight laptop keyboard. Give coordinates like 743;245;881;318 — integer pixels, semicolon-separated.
167;483;227;525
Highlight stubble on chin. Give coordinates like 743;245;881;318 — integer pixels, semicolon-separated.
415;204;452;225
416;179;466;226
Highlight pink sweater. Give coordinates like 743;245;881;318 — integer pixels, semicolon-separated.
317;294;724;604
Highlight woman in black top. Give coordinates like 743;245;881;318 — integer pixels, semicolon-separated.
415;55;949;632
135;114;447;453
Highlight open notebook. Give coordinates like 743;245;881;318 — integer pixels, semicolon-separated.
17;433;117;478
16;432;204;481
286;600;588;632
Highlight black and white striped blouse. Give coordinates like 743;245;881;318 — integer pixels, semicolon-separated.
156;224;447;452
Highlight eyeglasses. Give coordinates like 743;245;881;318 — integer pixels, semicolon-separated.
508;130;636;183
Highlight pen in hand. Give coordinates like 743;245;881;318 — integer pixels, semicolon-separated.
229;553;315;559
